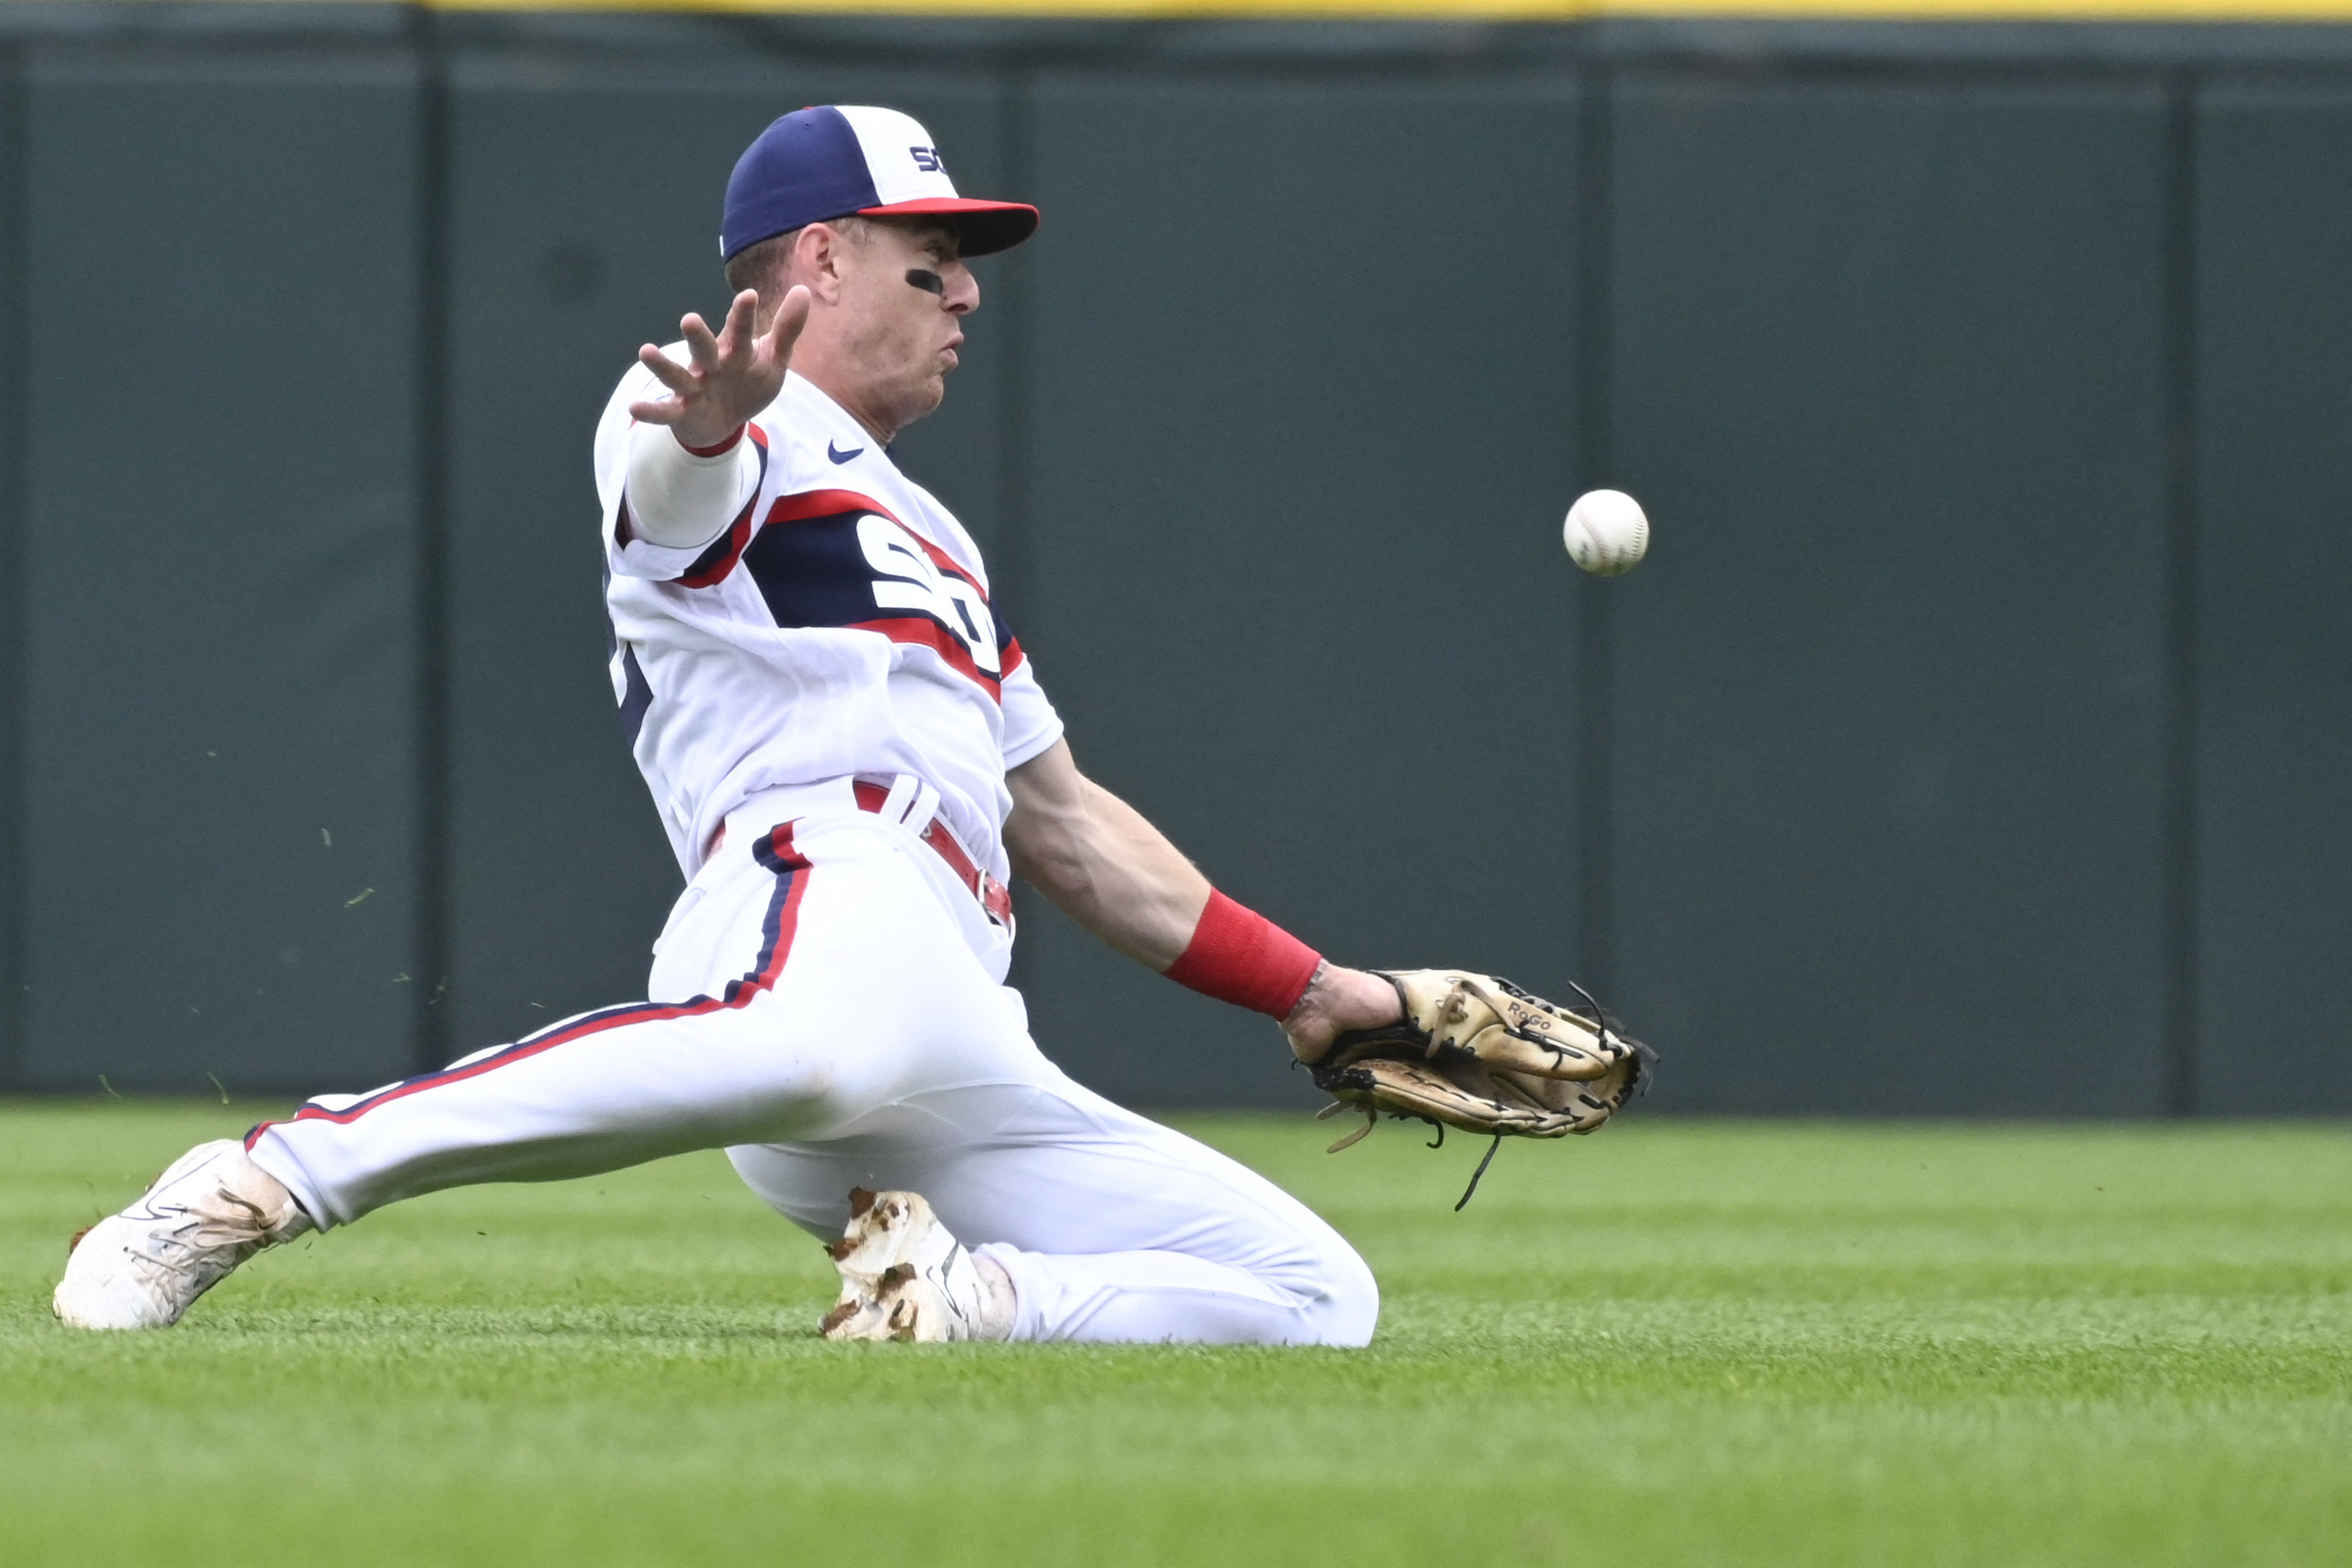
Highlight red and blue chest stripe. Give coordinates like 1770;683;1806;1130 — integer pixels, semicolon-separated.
679;485;1024;701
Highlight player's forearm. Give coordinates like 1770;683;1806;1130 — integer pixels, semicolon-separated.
1006;766;1210;969
622;418;759;549
1006;744;1401;1048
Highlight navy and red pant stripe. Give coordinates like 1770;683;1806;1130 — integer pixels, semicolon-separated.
246;824;812;1149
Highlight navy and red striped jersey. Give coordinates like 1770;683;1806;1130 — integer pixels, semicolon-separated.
596;359;1062;882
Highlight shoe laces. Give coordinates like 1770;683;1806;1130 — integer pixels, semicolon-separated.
122;1187;274;1290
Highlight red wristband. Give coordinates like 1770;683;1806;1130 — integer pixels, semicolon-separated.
680;424;747;458
1162;890;1323;1019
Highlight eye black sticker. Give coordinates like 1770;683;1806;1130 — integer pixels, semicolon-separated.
904;268;946;297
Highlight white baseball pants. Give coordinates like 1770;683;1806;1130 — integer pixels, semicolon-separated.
246;779;1379;1346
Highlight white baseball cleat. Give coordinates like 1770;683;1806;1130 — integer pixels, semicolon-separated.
821;1187;1010;1343
53;1139;315;1331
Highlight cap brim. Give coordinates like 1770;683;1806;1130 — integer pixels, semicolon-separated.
858;196;1039;257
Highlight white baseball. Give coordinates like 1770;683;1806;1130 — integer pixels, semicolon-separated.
1563;489;1650;577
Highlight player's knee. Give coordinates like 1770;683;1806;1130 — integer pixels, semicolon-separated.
1305;1233;1380;1348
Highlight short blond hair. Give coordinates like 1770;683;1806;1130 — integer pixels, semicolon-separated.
721;215;877;297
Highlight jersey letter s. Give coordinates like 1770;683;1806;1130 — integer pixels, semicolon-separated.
858;515;1001;678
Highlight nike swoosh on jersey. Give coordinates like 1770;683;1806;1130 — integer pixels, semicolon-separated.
827;440;864;464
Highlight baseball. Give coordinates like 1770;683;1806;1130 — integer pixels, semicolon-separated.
1563;489;1650;577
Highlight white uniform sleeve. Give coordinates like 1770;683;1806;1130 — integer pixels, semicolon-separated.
595;349;770;582
624;421;760;549
999;654;1065;769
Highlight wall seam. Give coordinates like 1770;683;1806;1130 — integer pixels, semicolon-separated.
1000;60;1034;624
0;43;25;1091
1574;52;1614;1000
412;5;453;1076
2159;68;2201;1118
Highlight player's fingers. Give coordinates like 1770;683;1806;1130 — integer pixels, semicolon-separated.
762;285;812;363
716;290;758;359
636;343;696;394
679;311;721;370
626;396;684;425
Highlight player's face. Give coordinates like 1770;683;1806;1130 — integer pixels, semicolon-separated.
834;218;975;432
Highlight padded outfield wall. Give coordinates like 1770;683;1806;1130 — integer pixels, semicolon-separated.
0;3;2345;1115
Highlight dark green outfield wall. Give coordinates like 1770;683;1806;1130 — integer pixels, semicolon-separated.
0;7;2345;1114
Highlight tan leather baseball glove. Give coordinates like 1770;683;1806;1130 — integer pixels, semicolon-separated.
1299;969;1654;1207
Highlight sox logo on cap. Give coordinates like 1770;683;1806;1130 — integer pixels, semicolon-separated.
721;104;1039;261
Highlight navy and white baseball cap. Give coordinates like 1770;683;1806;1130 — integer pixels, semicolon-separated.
721;105;1039;262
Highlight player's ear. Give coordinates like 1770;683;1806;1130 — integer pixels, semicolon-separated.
795;223;850;306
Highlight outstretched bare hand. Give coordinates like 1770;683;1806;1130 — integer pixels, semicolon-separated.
628;285;810;451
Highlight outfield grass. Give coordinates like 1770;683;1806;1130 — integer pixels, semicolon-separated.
2;1101;2347;1566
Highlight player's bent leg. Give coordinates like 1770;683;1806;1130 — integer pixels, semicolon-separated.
731;1076;1379;1348
968;1104;1379;1347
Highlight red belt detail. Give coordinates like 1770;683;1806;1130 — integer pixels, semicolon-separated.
852;780;1014;929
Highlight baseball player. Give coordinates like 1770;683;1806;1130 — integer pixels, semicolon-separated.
53;105;1409;1345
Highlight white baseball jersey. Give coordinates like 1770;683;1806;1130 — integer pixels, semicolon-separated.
592;360;1063;882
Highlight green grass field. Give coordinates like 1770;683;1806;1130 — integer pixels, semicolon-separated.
3;1101;2347;1566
